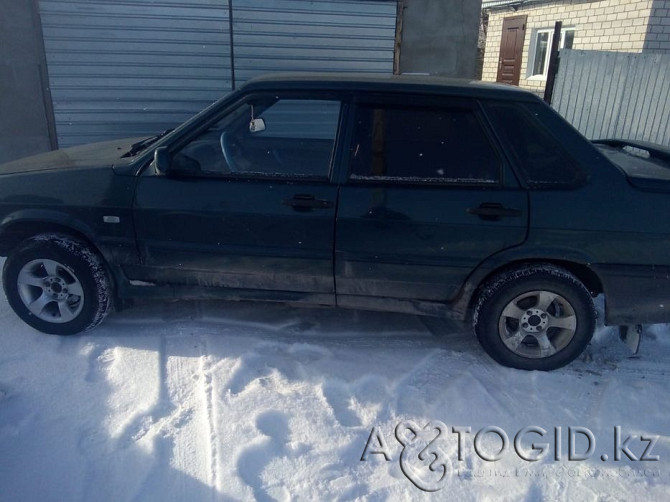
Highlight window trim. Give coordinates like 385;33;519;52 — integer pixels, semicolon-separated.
527;26;575;80
344;98;505;188
162;92;346;183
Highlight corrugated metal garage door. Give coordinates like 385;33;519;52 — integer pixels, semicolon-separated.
38;0;397;148
231;0;397;84
38;0;232;147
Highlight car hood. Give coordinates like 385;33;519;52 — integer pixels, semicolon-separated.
0;137;146;175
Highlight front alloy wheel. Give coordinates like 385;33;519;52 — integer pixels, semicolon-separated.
17;258;85;324
3;234;112;335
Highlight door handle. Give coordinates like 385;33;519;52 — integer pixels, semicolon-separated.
467;203;522;220
282;194;334;210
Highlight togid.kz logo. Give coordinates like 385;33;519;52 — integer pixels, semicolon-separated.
361;421;452;492
361;421;661;492
395;421;451;491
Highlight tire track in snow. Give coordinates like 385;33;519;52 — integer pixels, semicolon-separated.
122;333;175;445
200;333;220;496
129;332;216;501
156;336;198;501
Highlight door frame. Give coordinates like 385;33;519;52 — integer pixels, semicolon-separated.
496;15;527;86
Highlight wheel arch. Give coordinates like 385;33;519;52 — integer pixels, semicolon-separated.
0;210;98;256
0;212;117;294
461;258;604;323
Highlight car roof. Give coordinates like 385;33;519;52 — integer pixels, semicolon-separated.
241;72;537;101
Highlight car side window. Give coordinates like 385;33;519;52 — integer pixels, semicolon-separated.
171;98;341;179
483;102;587;188
348;104;501;184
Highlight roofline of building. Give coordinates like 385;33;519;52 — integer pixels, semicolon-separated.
482;0;572;10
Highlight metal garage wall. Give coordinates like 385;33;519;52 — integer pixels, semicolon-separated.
38;0;396;148
38;0;232;147
231;0;397;84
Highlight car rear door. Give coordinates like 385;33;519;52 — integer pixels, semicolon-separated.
131;95;344;299
334;95;528;303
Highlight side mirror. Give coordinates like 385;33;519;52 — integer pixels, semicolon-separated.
249;118;266;133
153;146;170;174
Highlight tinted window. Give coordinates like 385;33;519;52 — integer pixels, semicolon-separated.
172;98;340;179
252;99;339;140
349;105;500;184
484;102;587;188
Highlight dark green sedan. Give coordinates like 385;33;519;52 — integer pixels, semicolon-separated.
1;73;668;370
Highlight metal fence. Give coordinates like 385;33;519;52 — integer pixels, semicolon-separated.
552;49;670;147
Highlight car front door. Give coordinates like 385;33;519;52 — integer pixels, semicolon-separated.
131;94;344;301
334;96;528;304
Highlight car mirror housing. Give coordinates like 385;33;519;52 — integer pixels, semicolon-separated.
153;146;171;174
249;118;266;133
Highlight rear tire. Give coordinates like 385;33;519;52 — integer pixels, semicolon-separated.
3;234;112;335
473;264;595;371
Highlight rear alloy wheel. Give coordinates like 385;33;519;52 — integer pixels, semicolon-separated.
474;265;595;370
3;234;112;335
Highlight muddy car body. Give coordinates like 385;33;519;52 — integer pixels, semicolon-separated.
1;73;669;370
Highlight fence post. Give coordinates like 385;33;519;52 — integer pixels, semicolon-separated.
544;21;562;104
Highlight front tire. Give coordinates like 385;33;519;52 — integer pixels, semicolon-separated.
3;234;112;335
473;264;595;371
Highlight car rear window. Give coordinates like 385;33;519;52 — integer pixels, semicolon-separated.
484;102;587;188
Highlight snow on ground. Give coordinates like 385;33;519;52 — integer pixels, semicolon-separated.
1;275;670;501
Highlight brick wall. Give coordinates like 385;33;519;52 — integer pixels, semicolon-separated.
481;0;656;93
645;0;670;51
